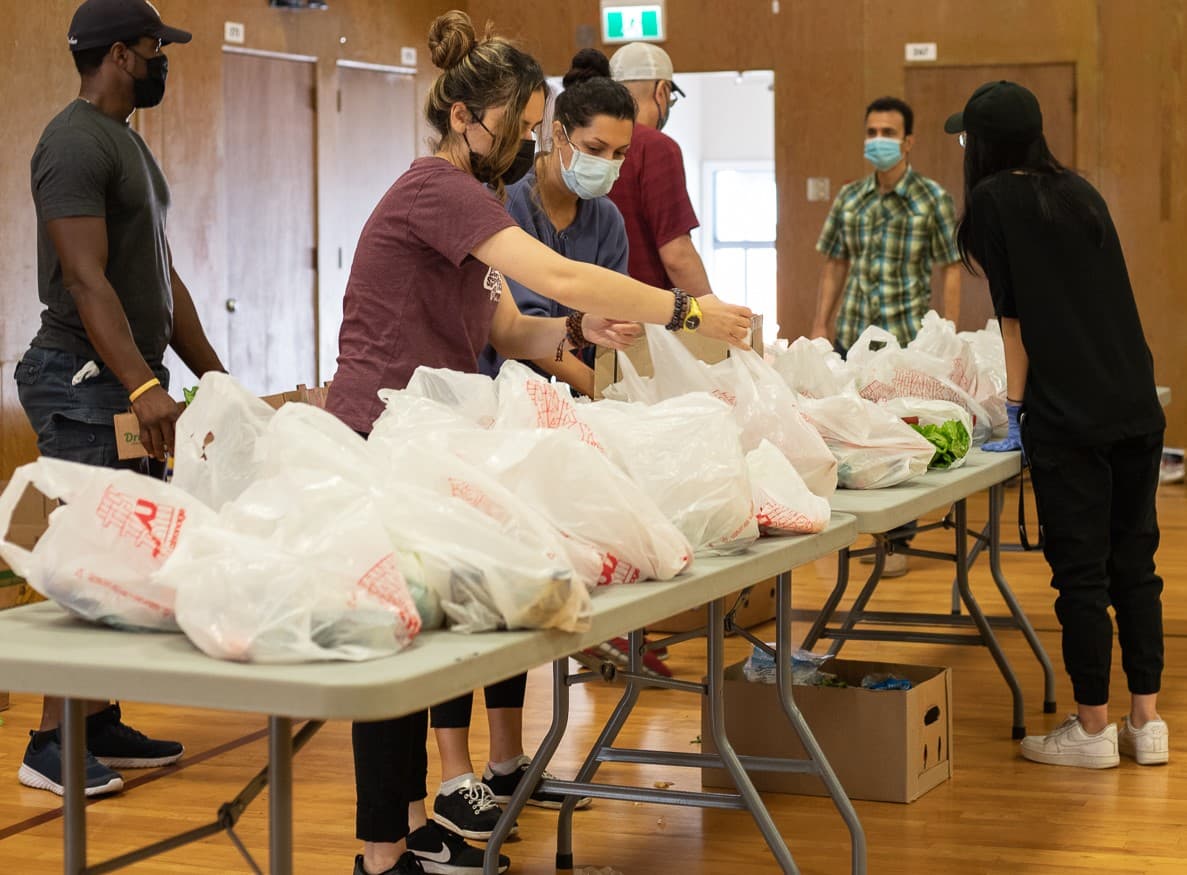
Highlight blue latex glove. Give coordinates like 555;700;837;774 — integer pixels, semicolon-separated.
983;402;1022;453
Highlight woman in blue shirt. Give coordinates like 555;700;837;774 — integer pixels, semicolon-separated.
480;48;635;396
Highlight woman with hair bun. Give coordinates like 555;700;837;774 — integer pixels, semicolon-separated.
331;12;752;875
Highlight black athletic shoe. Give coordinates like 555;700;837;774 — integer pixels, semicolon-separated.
483;755;592;811
432;777;515;840
86;704;184;769
18;730;124;797
353;851;425;874
407;821;510;875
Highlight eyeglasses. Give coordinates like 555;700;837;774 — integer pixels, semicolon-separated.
958;132;967;148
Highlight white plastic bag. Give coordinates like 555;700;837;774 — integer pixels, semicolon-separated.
405;366;498;427
847;325;996;444
878;398;974;470
0;458;215;631
576;394;758;554
166;468;422;662
172;372;277;510
798;393;935;489
770;336;854;398
609;327;838;498
444;428;694;585
746;440;832;535
493;360;601;448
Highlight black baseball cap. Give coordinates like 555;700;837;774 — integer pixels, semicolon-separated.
68;0;192;52
944;81;1043;143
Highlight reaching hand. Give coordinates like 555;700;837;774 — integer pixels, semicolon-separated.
132;385;182;461
581;316;643;350
982;402;1023;459
696;294;754;349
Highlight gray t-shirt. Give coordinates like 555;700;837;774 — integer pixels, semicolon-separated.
30;99;173;366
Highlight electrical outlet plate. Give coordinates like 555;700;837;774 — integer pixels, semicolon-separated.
224;21;246;45
400;46;417;67
807;177;831;203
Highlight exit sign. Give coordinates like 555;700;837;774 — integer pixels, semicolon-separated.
601;2;666;44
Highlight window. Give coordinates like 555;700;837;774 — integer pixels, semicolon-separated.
701;161;778;324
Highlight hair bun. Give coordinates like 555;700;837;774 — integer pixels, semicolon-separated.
562;48;611;89
428;10;478;70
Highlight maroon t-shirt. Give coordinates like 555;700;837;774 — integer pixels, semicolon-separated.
325;158;516;432
607;124;700;290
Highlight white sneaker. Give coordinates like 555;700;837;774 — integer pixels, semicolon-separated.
1118;715;1169;765
1020;715;1119;768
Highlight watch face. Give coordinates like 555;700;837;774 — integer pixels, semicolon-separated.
685;314;701;331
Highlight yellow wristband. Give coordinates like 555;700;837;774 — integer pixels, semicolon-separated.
129;377;161;404
681;295;703;332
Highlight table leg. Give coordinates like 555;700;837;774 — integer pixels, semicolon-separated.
63;698;86;875
800;548;852;651
824;542;887;657
776;571;867;875
986;483;1058;713
556;645;644;869
705;597;800;875
952;499;1027;738
485;659;570;875
268;717;293;875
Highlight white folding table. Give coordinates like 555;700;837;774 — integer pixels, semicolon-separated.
802;450;1057;738
0;520;863;875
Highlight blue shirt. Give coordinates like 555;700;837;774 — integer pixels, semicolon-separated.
479;167;630;378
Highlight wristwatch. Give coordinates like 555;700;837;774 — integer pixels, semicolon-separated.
682;295;703;332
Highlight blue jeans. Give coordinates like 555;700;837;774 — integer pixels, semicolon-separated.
13;346;168;475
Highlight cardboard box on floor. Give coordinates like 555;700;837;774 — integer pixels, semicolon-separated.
592;314;765;400
113;383;332;460
701;659;953;803
0;479;55;712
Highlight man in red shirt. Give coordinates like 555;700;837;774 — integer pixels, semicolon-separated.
608;43;713;296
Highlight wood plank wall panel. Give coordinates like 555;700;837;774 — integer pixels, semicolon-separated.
0;0;456;478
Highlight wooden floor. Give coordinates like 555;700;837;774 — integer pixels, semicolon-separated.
1;479;1184;874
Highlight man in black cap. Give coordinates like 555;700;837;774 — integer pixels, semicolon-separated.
13;0;225;797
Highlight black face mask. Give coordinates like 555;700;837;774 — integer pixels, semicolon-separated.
501;139;536;186
128;51;168;109
466;130;536;187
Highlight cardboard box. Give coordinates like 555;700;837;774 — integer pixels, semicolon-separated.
648;578;776;634
114;382;332;458
702;659;953;803
593;314;765;399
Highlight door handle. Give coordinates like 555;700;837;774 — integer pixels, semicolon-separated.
226;298;238;313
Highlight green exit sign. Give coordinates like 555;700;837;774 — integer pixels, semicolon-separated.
602;2;666;43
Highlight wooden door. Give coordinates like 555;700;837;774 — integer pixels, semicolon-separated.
322;64;418;382
223;50;318;394
905;64;1076;332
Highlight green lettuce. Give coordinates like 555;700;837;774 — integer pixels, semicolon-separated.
910;419;971;469
182;386;199;407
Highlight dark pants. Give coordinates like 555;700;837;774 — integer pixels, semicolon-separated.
14;346;167;476
1024;425;1164;707
430;674;528;729
353;710;429;843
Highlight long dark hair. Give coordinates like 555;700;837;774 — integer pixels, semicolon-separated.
956;132;1106;274
554;49;637;131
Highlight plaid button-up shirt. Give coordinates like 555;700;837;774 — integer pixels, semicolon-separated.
816;168;960;349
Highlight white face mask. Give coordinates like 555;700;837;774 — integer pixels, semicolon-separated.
559;130;623;200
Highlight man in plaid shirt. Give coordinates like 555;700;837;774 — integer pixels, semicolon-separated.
811;97;962;354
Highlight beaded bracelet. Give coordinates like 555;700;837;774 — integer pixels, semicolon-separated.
556;311;589;361
665;289;690;331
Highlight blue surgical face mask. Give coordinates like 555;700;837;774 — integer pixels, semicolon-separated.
864;137;903;172
560;130;624;200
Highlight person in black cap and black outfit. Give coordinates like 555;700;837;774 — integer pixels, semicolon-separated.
14;0;225;797
948;81;1168;769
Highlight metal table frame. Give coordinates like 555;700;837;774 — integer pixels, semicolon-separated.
486;543;867;875
801;452;1056;739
